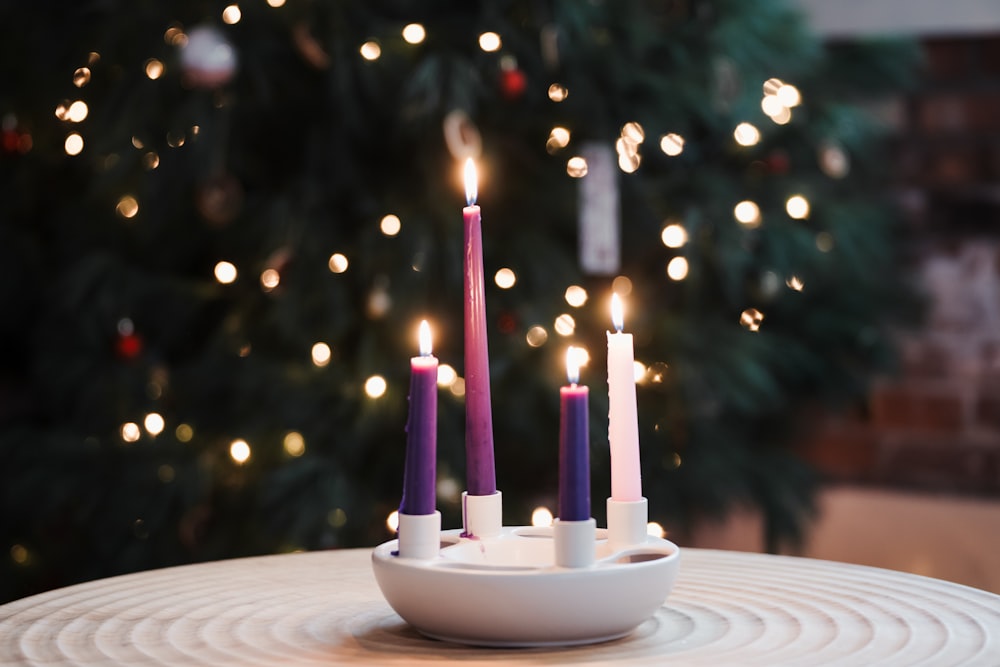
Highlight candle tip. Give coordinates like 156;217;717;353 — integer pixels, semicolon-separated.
611;293;624;332
566;346;581;385
463;158;478;206
418;320;432;356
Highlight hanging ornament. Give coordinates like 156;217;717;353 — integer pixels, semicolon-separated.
179;25;238;89
499;56;527;101
195;173;244;226
443;109;482;161
818;140;850;179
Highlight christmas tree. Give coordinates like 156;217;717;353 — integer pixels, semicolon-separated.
0;0;917;602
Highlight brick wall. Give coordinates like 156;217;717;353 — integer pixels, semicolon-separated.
800;35;1000;494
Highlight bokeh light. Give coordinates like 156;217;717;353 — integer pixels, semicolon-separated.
494;268;516;289
121;422;141;443
734;122;761;147
660;223;687;248
360;41;381;60
554;314;575;336
786;194;810;219
548;84;568;102
64;133;84;155
531;507;554;527
659;133;684;156
666;257;689;281
380;214;401;236
564;285;588;307
144;412;165;436
402;23;425;44
734;200;761;227
283;431;306;457
116;195;139;219
311;342;331;367
364;375;387;398
229;439;251;464
222;4;242;24
566;156;588;178
478;32;501;52
328;253;349;273
214;261;237;284
260;268;280;291
526;326;548;347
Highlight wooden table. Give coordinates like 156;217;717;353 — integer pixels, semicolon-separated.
1;548;998;665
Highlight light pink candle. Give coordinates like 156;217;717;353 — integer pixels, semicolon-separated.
607;293;642;501
463;158;496;496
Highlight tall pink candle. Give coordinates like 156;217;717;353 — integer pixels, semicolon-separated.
607;293;642;501
400;320;438;516
463;158;496;496
559;347;591;521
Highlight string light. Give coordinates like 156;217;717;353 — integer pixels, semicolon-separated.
144;412;165;436
222;4;242;24
311;342;331;367
386;510;399;532
612;275;633;295
64;133;84;155
175;424;194;442
647;522;667;538
786;194;810;219
548;84;568;102
65;101;88;123
260;269;280;291
478;32;501;52
660;223;687;248
229;439;251;464
328;508;347;528
121;422;141;443
526;326;548;347
283;431;306;457
402;23;425;44
494;268;516;289
734;200;761;227
666;257;689;281
436;364;458;387
566;156;588;177
564;285;588;307
73;67;91;87
763;78;784;96
364;375;387;398
116;195;139;219
531;507;553;527
214;261;237;284
546;126;570;154
328;253;349;273
734;122;761;147
740;308;764;332
10;544;28;565
633;360;647;383
164;25;186;46
777;84;801;108
143;152;159;170
144;59;164;80
554;314;575;336
449;377;466;397
380;214;401;236
360;41;381;60
787;275;805;292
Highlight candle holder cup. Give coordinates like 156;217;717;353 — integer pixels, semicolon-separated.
372;524;679;647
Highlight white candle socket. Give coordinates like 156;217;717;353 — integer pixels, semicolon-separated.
397;511;442;559
607;497;649;553
462;490;502;538
554;518;597;568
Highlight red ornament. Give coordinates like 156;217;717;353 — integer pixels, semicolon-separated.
2;129;19;154
116;333;143;360
500;68;527;100
767;150;790;174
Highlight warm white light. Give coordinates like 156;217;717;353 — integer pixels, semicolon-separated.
311;342;331;367
222;4;242;24
145;59;164;80
494;268;516;289
402;23;426;44
771;106;792;125
734;122;760;147
611;293;624;332
260;269;280;291
566;156;588;177
659;133;684;156
777;84;801;108
360;41;382;60
328;253;349;273
618;151;641;173
660;223;687;248
73;67;91;87
365;375;387;398
386;510;400;533
380;214;401;236
66;100;88;123
144;412;165;436
266;0;286;6
787;275;805;292
633;360;647;382
761;94;785;118
667;256;689;281
437;364;457;387
116;195;139;219
734;200;761;227
214;261;237;284
621;122;645;144
526;326;548;347
418;320;432;356
463;158;478;205
65;133;84;155
121;422;141;443
554;313;575;336
531;507;554;527
548;84;568;102
547;126;571;152
612;275;633;296
647;522;666;538
564;285;588;307
763;77;784;96
229;439;251;463
786;194;810;219
740;308;765;332
478;32;501;52
283;431;305;457
449;377;466;397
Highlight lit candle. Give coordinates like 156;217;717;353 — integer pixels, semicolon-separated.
400;320;438;516
463;158;497;497
607;293;642;501
559;347;590;522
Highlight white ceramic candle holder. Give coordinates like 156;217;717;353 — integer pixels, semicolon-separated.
372;525;680;647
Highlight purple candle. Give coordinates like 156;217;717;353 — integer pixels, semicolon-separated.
463;158;497;497
559;346;591;522
400;320;438;516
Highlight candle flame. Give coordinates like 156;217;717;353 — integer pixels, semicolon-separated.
418;320;432;356
611;293;624;332
464;158;478;206
566;346;581;385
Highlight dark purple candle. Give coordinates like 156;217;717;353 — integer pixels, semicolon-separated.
400;320;438;516
559;347;591;522
463;158;497;497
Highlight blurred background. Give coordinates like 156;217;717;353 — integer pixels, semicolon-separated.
1;0;997;603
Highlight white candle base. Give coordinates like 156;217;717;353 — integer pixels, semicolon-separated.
372;525;680;647
553;518;597;568
397;511;441;559
462;490;502;538
607;497;649;553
